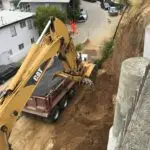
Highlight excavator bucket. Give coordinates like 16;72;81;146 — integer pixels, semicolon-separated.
87;64;98;84
82;63;97;81
55;62;98;88
81;62;98;87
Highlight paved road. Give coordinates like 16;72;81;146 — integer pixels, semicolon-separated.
71;1;120;45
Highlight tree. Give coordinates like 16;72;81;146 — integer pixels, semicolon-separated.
68;0;81;21
11;0;20;8
70;0;80;8
34;6;67;34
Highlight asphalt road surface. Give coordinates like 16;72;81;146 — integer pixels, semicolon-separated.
72;0;120;44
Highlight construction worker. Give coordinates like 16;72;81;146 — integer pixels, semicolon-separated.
70;20;78;34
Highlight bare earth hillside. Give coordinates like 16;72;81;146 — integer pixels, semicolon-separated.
111;0;150;79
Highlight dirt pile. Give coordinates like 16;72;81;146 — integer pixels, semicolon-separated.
9;70;117;150
110;1;150;79
52;73;118;150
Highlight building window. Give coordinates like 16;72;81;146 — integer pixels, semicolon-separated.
25;3;31;12
18;43;24;50
0;0;2;8
20;21;26;28
21;3;31;12
27;19;33;29
10;26;17;37
8;49;13;55
31;37;35;44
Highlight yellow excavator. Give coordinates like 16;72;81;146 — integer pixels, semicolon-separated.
0;17;96;150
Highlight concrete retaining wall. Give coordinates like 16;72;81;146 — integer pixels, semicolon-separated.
107;57;150;150
119;63;150;149
144;24;150;59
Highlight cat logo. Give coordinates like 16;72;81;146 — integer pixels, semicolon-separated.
33;68;43;82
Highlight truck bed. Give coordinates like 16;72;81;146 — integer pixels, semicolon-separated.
24;57;76;117
32;58;64;97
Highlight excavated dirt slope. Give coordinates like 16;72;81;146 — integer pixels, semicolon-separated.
109;0;150;79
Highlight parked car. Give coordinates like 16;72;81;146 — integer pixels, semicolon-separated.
0;63;20;84
108;1;124;11
108;6;119;16
101;2;110;10
104;2;110;10
100;0;124;11
77;9;88;23
83;0;97;2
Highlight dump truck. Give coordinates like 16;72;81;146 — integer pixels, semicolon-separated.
23;58;77;122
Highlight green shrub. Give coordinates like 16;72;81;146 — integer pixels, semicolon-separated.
94;39;114;68
67;0;80;21
94;59;103;68
67;8;80;21
101;39;114;60
83;0;97;2
11;0;20;8
34;6;67;34
76;43;83;51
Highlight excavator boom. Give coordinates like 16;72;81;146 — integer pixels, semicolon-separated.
0;17;95;150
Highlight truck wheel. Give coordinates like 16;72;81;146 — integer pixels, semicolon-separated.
1;80;5;84
59;97;68;110
50;107;60;122
68;88;76;98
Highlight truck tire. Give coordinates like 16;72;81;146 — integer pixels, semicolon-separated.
0;80;5;84
49;106;60;122
59;97;68;110
68;88;76;99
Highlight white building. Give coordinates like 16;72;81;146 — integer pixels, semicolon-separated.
0;10;39;65
0;0;15;10
19;0;70;12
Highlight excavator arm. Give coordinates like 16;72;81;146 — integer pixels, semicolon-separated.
0;17;95;150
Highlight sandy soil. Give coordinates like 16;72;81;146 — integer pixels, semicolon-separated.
9;66;117;150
